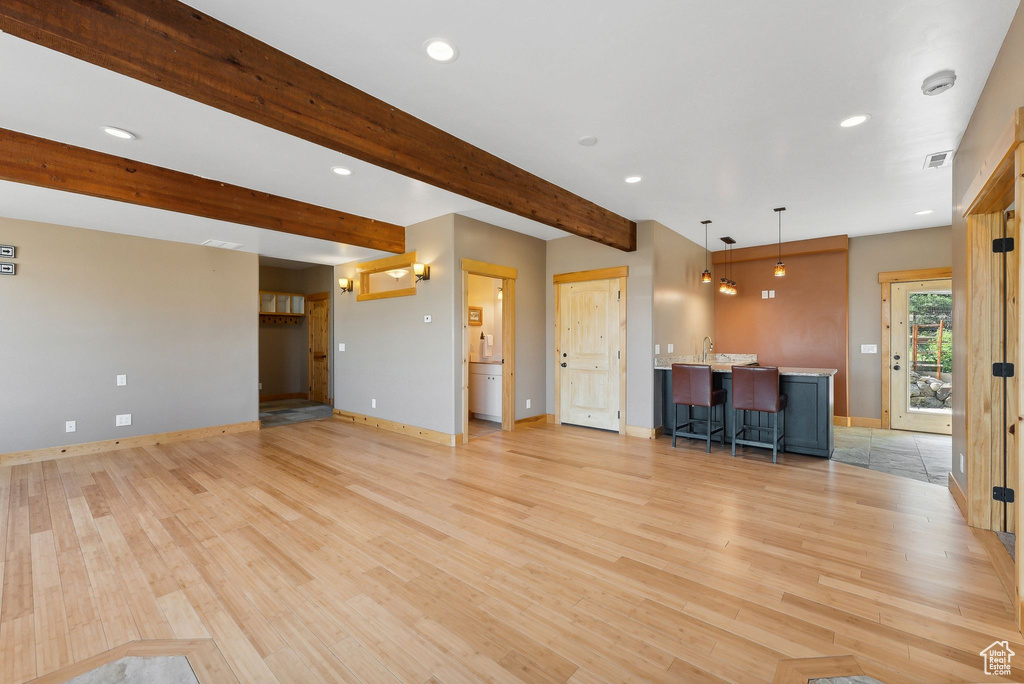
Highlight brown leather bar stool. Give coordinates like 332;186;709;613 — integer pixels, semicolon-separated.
671;364;727;453
731;366;787;462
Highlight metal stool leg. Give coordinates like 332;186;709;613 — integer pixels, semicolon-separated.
706;405;712;453
731;407;737;457
772;411;778;463
672;404;678;448
719;404;725;446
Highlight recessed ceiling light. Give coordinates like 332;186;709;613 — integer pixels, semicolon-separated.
839;114;870;128
624;176;642;184
578;135;598;147
915;209;934;215
101;126;136;140
424;39;458;63
331;166;352;176
201;239;243;250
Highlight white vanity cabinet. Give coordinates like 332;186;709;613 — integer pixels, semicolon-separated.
469;362;502;420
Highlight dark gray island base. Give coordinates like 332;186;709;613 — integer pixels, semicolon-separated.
656;366;835;458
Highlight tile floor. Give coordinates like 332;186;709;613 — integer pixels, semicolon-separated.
258;398;334;428
832;426;951;486
468;417;501;438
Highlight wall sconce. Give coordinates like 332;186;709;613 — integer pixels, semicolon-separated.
413;262;430;282
338;277;354;293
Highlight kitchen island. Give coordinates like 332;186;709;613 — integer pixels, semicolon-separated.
655;364;835;458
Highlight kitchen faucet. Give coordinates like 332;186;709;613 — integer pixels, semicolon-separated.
702;336;714;364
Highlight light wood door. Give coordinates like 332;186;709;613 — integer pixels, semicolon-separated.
307;295;330;404
557;279;622;431
890;279;952;434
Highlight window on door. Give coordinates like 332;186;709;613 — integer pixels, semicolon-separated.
890;279;952;434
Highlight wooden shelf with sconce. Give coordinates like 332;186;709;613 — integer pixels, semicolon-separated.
258;290;305;324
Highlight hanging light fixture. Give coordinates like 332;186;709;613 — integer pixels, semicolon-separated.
773;207;787;277
720;237;737;294
701;220;713;283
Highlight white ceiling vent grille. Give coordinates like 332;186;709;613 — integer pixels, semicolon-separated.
201;239;244;249
923;150;953;169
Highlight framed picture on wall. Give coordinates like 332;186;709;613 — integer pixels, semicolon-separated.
468;306;483;326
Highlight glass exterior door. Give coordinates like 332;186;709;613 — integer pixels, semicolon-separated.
890;279;952;434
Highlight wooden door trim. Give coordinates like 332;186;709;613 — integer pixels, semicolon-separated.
878;267;952;283
553;275;627;434
461;265;516;443
306;293;330;404
553;266;628;284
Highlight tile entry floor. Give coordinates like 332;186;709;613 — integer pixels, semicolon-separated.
259;398;334;428
832;426;951;486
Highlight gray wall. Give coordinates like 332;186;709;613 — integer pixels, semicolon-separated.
0;218;257;453
546;222;655;428
334;214;458;434
951;2;1024;490
847;226;952;419
652;221;716;426
258;263;334;398
454;215;547;422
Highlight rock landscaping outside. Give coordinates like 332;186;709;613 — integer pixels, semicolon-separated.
908;369;952;410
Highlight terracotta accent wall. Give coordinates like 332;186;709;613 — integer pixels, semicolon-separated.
713;248;849;416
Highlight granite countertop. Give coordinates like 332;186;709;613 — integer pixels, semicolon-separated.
654;364;837;377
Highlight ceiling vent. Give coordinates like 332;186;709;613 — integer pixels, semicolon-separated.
201;239;243;250
923;150;952;170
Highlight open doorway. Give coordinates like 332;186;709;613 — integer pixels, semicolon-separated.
257;256;334;428
461;259;516;443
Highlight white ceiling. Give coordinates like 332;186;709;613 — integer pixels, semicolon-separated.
0;0;1018;260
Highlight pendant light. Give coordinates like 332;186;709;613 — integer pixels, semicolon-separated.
701;220;712;283
720;236;737;294
773;207;787;277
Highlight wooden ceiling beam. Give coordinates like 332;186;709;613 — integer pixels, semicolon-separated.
0;128;405;253
0;0;637;251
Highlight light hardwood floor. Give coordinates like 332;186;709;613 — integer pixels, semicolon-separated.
1;419;1021;683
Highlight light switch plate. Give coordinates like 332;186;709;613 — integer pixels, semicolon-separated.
338;343;345;352
667;344;674;353
258;382;262;390
423;315;432;323
0;245;14;258
0;262;15;275
526;399;531;409
116;374;127;386
769;290;776;298
371;399;377;409
960;453;965;473
654;344;660;354
65;421;76;433
762;290;768;299
115;413;132;427
861;344;878;354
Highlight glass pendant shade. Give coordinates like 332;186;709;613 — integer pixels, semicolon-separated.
773;207;787;277
701;269;712;283
719;279;729;293
774;261;786;277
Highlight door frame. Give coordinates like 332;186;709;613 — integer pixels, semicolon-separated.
553;266;628;435
461;259;516;443
306;291;330;404
878;268;952;430
887;277;953;434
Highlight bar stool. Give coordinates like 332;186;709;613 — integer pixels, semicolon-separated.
731;366;787;462
671;364;727;453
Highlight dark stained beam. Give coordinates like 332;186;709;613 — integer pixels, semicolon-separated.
0;128;405;253
0;0;636;252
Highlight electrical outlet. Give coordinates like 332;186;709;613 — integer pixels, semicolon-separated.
116;374;127;386
667;344;674;353
0;245;14;258
371;398;376;409
65;421;76;433
115;413;132;427
526;399;531;409
654;344;660;354
960;453;965;473
339;343;346;352
0;262;14;276
258;382;262;390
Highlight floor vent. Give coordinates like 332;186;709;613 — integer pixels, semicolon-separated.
923;150;953;169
